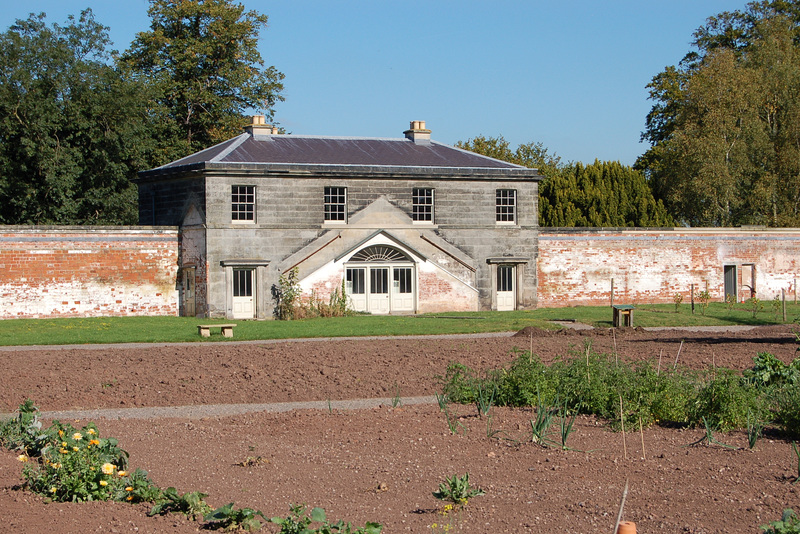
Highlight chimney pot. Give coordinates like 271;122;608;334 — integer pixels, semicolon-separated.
404;120;431;145
245;115;277;136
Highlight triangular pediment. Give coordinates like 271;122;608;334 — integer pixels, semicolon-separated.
347;196;411;227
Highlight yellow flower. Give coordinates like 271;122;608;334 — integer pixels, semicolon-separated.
99;480;108;487
72;432;83;440
17;455;28;463
101;463;115;475
50;487;57;493
89;439;100;446
125;486;133;492
58;430;64;437
61;442;67;447
117;471;127;477
60;449;68;454
87;429;96;435
72;446;79;452
90;467;95;471
126;496;133;501
53;463;61;469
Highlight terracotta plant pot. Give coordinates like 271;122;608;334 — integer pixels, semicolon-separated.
617;521;636;534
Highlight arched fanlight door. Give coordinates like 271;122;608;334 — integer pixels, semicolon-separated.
345;245;415;314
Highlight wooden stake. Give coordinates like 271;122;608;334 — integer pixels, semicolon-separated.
639;416;646;460
586;344;591;383
620;394;627;460
657;349;663;376
613;479;630;534
673;340;684;370
613;328;618;367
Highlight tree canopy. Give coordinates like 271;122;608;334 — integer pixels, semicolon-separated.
0;11;154;224
458;136;673;227
637;1;800;227
0;1;285;224
122;0;285;156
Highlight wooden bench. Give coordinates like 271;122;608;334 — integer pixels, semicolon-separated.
612;305;635;327
197;324;237;338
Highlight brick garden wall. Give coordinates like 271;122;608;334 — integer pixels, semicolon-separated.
538;228;800;308
0;227;179;319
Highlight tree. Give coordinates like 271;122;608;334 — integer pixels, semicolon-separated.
457;136;672;227
638;1;800;226
0;11;155;225
123;0;285;156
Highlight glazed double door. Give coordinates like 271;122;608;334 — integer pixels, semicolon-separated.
346;266;414;314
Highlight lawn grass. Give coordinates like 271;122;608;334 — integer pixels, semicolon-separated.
0;302;797;346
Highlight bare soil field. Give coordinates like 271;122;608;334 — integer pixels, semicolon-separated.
1;325;799;533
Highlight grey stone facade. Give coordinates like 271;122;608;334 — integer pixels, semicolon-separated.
137;119;542;319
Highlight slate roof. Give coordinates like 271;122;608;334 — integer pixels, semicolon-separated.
140;130;541;180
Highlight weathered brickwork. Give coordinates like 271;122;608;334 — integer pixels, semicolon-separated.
0;227;179;319
538;228;800;307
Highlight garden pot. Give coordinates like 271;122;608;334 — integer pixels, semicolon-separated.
617;521;636;534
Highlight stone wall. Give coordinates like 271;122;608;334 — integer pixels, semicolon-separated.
537;228;800;307
0;227;179;319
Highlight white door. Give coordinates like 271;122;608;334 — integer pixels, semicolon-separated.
346;267;367;312
497;265;516;311
368;267;390;314
391;267;414;312
232;268;255;319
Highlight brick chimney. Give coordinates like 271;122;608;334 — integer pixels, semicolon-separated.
404;120;431;145
245;115;279;135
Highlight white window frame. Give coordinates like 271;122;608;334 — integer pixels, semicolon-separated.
412;188;434;223
324;186;347;223
231;185;255;223
496;189;516;225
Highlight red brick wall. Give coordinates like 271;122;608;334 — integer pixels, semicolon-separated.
538;228;800;307
0;227;179;319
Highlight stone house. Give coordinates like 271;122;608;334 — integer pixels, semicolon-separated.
136;118;542;319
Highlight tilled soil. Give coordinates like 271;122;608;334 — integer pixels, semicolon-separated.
1;325;799;533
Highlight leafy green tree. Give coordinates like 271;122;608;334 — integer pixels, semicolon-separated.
458;136;672;227
0;11;154;224
638;2;800;226
123;0;285;155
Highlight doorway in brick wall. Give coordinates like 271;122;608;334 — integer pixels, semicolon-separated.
344;245;416;314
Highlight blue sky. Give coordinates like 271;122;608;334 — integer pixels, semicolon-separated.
1;1;750;165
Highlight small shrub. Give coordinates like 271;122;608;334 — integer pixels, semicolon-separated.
696;290;711;316
761;509;800;533
747;296;764;318
674;293;684;313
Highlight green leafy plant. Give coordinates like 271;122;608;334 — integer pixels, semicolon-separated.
150;487;212;520
274;267;301;320
761;509;800;533
432;473;485;508
685;417;736;449
0;399;51;456
747;410;765;449
792;442;800;485
556;400;578;450
474;380;497;418
270;504;382;534
529;393;557;448
391;383;402;408
205;502;267;532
